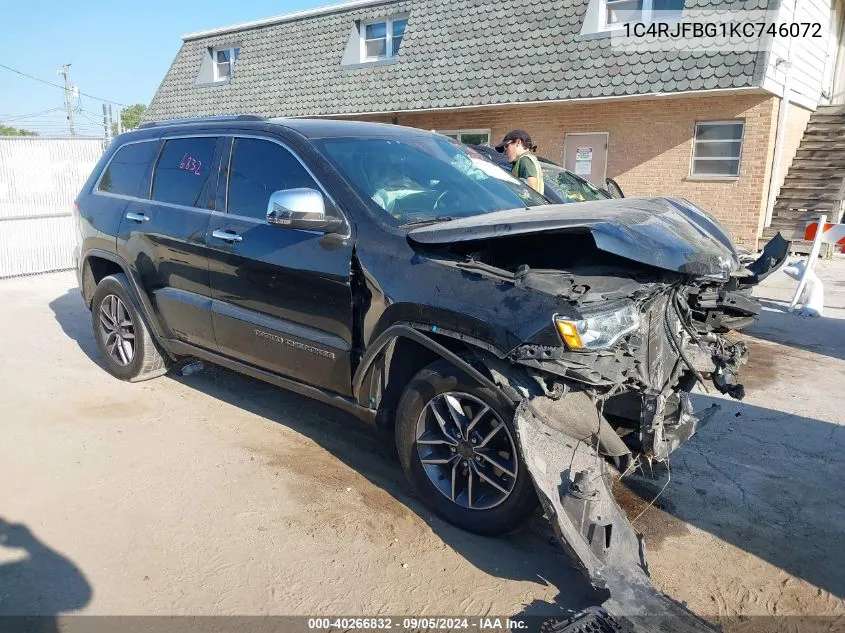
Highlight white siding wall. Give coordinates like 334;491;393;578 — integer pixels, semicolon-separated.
763;0;835;109
0;138;104;277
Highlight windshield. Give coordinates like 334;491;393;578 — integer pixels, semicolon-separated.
540;163;611;203
314;135;548;225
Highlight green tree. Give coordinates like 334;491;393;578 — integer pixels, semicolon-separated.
112;103;147;135
0;125;39;136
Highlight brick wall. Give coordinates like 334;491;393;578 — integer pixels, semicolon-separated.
346;93;779;247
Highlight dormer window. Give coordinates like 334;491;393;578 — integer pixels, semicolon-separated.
213;46;240;81
594;0;683;31
604;0;642;26
361;17;407;61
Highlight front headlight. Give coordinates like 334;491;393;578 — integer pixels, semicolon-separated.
554;302;641;351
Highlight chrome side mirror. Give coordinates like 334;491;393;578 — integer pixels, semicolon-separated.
266;188;342;232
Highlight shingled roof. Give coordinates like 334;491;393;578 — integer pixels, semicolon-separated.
146;0;774;120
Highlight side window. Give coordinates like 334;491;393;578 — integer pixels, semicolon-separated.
97;141;159;197
227;137;320;220
151;137;218;208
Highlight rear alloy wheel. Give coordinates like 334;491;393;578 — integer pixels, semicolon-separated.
90;274;169;382
396;360;537;536
98;294;135;366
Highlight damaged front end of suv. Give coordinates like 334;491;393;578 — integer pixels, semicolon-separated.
407;197;786;624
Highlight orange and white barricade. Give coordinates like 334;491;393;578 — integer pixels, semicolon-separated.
804;218;845;250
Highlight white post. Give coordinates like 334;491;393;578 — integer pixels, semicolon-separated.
764;55;794;228
789;214;826;311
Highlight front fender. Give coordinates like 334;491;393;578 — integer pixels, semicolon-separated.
352;324;512;411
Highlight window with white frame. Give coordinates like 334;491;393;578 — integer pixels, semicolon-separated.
438;129;491;146
691;121;744;177
361;17;407;61
213;46;241;81
604;0;643;26
600;0;683;28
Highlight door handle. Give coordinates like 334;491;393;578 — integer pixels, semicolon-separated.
212;229;243;243
125;212;150;223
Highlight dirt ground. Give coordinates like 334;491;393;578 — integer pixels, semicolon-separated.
1;261;844;629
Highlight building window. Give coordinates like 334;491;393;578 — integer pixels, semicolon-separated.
691;121;744;178
361;17;407;61
438;129;491;146
605;0;642;26
213;47;240;81
600;0;683;28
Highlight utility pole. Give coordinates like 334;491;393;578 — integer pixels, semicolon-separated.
57;64;75;136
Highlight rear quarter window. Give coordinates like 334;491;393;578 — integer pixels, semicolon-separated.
151;137;218;208
97;141;159;198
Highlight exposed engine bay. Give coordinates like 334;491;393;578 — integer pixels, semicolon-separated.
408;202;789;628
424;229;755;449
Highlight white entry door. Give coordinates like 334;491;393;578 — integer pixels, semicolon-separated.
563;133;608;186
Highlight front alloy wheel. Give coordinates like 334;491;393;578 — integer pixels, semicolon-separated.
416;392;518;510
395;360;537;536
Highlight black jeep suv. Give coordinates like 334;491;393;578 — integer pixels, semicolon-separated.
75;116;779;599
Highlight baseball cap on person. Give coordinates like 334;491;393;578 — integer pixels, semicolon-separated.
495;130;533;153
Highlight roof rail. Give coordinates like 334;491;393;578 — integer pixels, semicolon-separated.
137;114;266;129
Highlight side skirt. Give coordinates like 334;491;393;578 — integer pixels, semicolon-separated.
162;339;377;426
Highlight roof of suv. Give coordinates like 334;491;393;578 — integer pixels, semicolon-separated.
136;116;431;140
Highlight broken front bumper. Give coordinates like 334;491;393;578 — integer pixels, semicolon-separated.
514;399;718;633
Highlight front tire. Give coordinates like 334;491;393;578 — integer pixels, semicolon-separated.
90;274;169;382
395;360;537;536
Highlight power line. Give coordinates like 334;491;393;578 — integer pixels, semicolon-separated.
25;129;103;134
75;106;108;118
1;119;67;125
0;63;130;107
0;107;65;122
4;109;72;117
75;109;105;132
1;105;102;131
33;120;100;127
20;128;103;134
6;118;102;129
28;119;101;127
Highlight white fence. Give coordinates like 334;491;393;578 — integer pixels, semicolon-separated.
0;137;104;278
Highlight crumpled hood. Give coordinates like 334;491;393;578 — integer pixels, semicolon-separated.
408;197;741;278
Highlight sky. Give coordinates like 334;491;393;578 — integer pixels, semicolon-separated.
0;0;332;136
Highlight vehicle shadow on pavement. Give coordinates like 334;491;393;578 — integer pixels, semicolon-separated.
48;289;104;368
171;364;607;619
0;517;92;627
745;298;845;362
623;394;845;602
46;288;843;611
45;288;602;619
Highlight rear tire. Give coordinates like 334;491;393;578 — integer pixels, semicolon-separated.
91;274;169;382
395;360;537;536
